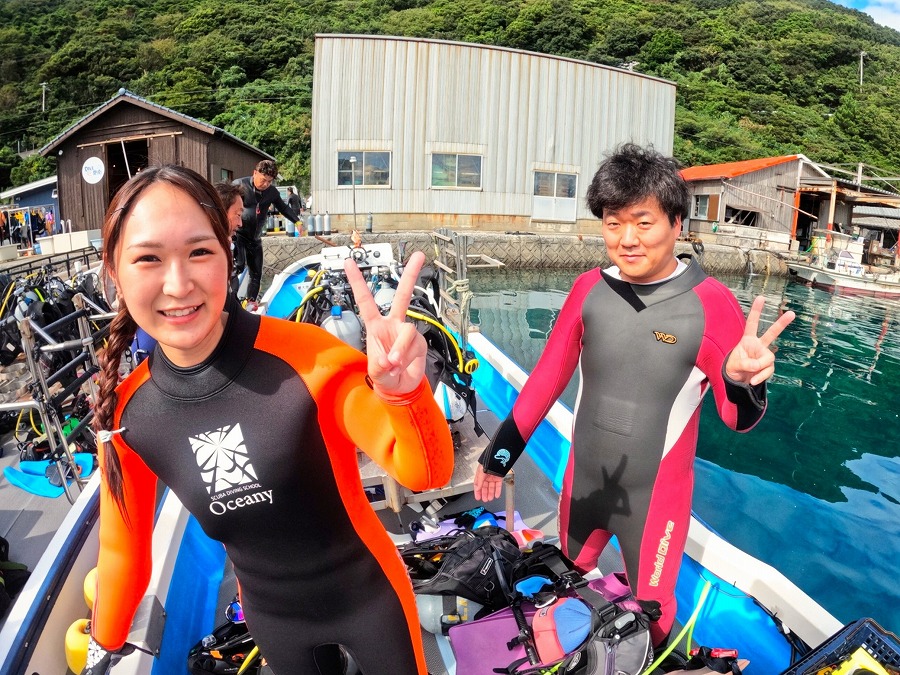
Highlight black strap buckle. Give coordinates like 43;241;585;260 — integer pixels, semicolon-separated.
559;569;588;589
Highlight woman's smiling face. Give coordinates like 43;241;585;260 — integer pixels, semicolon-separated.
112;182;229;367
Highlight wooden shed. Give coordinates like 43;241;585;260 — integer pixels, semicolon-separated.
682;155;900;253
40;89;273;232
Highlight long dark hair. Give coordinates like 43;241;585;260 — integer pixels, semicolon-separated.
94;165;233;511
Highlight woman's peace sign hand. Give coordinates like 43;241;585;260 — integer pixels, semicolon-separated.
725;295;796;386
344;251;428;396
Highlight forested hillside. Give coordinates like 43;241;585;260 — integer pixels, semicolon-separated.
2;0;900;192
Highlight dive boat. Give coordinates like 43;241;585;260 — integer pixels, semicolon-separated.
1;236;893;675
785;230;900;298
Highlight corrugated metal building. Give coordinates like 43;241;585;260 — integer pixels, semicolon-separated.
39;89;273;232
310;35;676;233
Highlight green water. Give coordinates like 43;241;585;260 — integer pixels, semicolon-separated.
468;267;900;633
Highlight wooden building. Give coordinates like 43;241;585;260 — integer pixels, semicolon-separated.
683;155;900;253
39;89;273;232
681;155;830;252
310;35;676;234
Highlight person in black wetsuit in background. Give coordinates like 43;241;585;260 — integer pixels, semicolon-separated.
232;160;302;308
286;186;303;214
215;181;245;297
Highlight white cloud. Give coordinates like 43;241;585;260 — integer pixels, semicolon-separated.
832;0;900;32
863;3;900;31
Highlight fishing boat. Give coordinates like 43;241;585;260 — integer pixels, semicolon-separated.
785;230;900;298
1;233;896;675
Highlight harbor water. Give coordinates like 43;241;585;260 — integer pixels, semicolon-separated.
468;267;900;634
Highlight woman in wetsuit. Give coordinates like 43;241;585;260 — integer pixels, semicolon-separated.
83;165;453;675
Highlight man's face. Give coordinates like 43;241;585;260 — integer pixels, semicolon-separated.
252;170;275;191
601;196;681;283
226;196;243;236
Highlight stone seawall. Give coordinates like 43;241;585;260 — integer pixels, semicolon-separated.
262;231;791;278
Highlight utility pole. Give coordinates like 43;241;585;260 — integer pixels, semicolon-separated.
40;82;48;112
858;51;867;92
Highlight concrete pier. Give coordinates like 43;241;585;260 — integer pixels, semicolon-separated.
262;231;792;277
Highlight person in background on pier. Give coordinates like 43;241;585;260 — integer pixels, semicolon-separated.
215;181;245;297
286;186;304;214
83;165;454;675
231;160;302;311
473;143;796;649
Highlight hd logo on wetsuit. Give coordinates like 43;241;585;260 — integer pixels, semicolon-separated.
190;423;259;494
653;331;677;344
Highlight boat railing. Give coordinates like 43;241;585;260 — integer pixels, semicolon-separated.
431;228;504;348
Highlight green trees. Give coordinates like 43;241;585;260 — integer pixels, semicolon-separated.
1;0;900;190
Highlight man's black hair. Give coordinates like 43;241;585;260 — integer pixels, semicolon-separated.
255;159;278;178
585;143;689;225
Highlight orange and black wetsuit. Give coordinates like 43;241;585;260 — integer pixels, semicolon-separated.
92;301;454;674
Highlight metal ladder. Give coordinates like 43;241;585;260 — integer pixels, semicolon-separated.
6;293;114;503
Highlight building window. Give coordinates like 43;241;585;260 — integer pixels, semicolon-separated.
431;154;482;189
338;151;391;187
692;195;710;219
534;171;577;198
220;168;233;182
51;188;58;199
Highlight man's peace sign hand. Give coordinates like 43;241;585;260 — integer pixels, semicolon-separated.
725;295;796;386
344;251;428;396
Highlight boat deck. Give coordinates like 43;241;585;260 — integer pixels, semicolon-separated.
0;429;81;576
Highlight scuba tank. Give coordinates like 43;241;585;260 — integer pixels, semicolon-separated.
320;306;363;351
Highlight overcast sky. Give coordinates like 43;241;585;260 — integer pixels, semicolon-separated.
831;0;900;32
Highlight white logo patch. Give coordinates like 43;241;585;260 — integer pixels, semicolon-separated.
190;423;258;494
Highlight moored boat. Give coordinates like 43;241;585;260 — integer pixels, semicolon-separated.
785;230;900;298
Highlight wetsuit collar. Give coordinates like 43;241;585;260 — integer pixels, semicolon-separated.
148;293;261;399
601;258;707;312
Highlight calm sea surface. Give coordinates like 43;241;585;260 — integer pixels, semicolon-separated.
467;267;900;633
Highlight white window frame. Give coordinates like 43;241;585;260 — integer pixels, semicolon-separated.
693;195;710;219
431;153;483;190
338;151;391;188
532;171;578;222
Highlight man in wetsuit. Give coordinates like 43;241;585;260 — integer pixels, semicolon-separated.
473;143;795;647
232;160;302;307
215;181;245;297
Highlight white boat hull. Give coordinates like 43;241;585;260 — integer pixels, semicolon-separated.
786;262;900;298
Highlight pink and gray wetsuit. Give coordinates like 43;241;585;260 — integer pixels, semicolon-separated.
479;261;767;644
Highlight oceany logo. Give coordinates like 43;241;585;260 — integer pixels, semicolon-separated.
189;423;273;516
653;331;677;344
494;448;511;467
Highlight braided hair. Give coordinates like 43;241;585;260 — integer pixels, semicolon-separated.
94;165;233;510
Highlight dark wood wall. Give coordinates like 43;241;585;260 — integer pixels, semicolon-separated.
54;102;265;231
208;139;263;185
